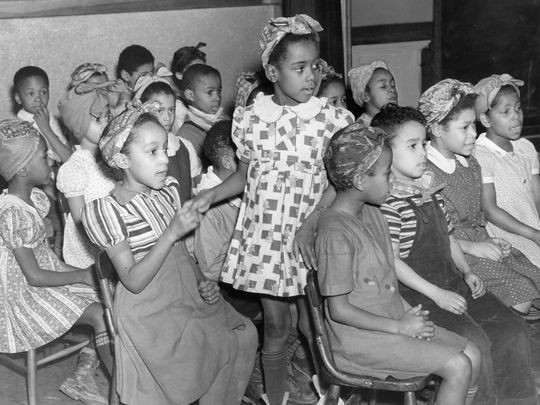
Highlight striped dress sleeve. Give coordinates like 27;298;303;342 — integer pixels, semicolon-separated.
82;197;128;255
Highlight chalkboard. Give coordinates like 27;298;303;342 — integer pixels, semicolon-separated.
440;0;540;136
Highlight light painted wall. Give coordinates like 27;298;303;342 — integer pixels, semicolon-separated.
351;0;433;27
0;6;277;120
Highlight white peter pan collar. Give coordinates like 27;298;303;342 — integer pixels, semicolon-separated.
252;93;326;123
475;133;512;157
426;142;469;174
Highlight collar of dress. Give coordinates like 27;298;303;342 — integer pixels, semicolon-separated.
426;141;469;174
251;93;326;123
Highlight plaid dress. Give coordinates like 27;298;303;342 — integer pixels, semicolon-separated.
221;95;354;297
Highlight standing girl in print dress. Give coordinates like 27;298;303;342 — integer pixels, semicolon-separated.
193;14;353;405
82;102;257;405
473;74;540;269
418;79;539;403
0;120;112;404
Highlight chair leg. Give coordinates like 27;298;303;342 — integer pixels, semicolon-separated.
404;391;417;405
27;349;37;405
110;363;120;405
369;389;378;405
325;384;341;405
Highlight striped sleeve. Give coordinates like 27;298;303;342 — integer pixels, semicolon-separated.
82;197;128;252
379;201;402;257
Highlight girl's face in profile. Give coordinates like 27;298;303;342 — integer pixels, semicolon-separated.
363;147;392;205
25;137;51;185
435;108;477;158
123;120;169;193
365;68;397;110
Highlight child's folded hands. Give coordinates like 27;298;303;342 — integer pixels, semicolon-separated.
432;288;467;315
198;280;221;304
398;304;434;339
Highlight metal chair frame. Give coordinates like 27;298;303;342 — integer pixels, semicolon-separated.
304;269;433;405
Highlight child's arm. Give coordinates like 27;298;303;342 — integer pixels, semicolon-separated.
327;294;434;339
14;247;92;287
531;173;540;214
293;184;337;270
191;160;248;213
34;103;72;163
66;196;85;224
107;205;200;294
448;235;486;299
394;257;467;315
481;182;540;245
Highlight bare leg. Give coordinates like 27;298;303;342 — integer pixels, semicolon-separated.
434;352;472;405
77;302;113;375
260;297;292;405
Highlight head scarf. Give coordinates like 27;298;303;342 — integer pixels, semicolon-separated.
58;80;118;141
0;119;42;181
324;123;387;190
70;63;108;87
418;78;476;130
348;60;388;107
99;100;161;169
319;59;342;81
260;14;322;68
474;73;523;115
234;72;261;109
132;63;175;100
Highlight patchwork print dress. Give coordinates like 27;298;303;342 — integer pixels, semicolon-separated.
221;95;353;297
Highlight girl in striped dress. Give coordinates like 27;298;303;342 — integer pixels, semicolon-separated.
0;119;112;403
82;102;257;405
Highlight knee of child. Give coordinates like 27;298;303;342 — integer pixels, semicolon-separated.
442;352;472;384
82;302;107;333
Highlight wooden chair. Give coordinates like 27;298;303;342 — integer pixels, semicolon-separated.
94;250;120;405
0;337;90;405
304;269;432;405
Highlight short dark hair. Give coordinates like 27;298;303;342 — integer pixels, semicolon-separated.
203;120;235;168
267;33;319;67
180;64;220;92
171;43;207;75
13;66;49;91
140;81;175;103
317;76;345;97
118;45;154;75
371;103;426;142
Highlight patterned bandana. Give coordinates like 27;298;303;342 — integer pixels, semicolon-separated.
260;14;323;68
132;63;175;100
319;59;342;81
474;73;523;116
0;119;42;181
234;72;261;109
70;63;108;87
99;100;161;169
418;78;476;130
390;171;445;206
324;123;386;189
58;80;118;141
348;60;388;107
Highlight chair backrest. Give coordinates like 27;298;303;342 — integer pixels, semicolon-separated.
305;269;374;388
95;251;117;337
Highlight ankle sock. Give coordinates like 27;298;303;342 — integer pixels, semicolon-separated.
94;331;110;347
262;349;288;405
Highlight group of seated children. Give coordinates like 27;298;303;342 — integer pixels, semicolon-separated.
1;11;540;405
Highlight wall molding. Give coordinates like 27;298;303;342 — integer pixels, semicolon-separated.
0;0;281;19
351;22;432;45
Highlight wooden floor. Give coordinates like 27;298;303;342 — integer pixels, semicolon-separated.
1;322;539;405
